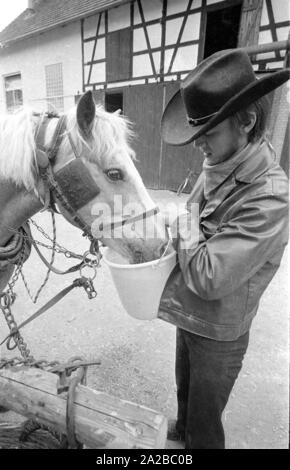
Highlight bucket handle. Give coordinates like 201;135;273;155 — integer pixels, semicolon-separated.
152;225;173;269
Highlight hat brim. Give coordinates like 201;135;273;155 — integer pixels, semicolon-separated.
161;69;290;146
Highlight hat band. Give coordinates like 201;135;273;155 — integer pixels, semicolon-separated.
187;111;218;127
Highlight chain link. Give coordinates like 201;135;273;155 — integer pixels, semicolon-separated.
30;217;82;259
20;212;57;303
4;216;95;262
0;356;60;370
1;214;100;360
0;240;34;361
0;293;34;361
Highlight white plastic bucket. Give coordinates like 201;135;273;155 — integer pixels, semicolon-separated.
103;248;177;320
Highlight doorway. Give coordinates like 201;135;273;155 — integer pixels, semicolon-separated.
203;2;243;58
105;91;123;113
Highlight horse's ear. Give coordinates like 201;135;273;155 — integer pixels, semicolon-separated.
77;90;96;138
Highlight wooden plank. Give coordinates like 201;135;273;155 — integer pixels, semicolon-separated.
197;0;207;63
137;0;157;78
244;39;289;55
159;0;167;80
87;14;103;86
0;367;167;449
160;82;203;192
238;0;263;50
81;19;85;92
106;28;132;82
265;0;281;60
124;83;164;189
168;0;194;74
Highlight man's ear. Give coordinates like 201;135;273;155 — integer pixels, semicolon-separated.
243;111;257;135
76;90;96;138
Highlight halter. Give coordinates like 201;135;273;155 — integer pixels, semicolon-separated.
0;112;164;352
34;113;160;249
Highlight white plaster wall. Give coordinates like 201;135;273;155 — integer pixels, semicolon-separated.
0;21;82;114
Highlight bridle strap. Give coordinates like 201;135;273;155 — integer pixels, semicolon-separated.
35;113;66;160
35;114;161;240
35;114;97;245
98;206;160;232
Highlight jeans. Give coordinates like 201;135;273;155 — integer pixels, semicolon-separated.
175;327;250;449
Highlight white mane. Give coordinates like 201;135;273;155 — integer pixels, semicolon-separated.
0;105;135;191
0;109;37;190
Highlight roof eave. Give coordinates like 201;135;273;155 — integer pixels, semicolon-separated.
0;0;131;48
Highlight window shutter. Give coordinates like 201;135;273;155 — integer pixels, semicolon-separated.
106;28;132;82
238;0;263;48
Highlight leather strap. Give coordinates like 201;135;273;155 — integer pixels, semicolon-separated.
31;237;85;275
98;206;160;232
0;278;89;347
35;114;96;242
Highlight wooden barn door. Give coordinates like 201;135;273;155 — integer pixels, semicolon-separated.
75;89;104;105
160;82;204;192
124;83;164;189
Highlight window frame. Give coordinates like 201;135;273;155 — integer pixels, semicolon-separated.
4;73;23;113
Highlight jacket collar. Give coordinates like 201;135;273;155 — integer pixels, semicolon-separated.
234;140;275;183
186;139;275;219
202;138;270;198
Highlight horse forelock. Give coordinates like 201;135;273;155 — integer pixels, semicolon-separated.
0;104;136;192
65;104;136;167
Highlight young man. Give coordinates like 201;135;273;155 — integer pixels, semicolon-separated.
158;49;289;449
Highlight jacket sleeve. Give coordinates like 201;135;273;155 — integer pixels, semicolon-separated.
176;190;289;300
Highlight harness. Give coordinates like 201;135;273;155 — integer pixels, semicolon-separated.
34;112;160;247
0;111;162;348
0;111;165;448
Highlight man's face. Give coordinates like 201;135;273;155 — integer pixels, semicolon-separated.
194;117;248;165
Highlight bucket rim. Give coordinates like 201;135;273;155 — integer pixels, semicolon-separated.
102;247;177;269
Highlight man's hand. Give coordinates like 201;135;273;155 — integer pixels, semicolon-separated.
169;211;202;252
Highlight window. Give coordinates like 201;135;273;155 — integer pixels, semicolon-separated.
45;63;64;113
203;3;242;58
4;74;23;113
105;92;123;113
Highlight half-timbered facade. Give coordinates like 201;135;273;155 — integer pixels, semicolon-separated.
0;0;289;190
82;0;289;91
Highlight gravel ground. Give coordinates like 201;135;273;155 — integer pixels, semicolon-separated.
0;189;288;449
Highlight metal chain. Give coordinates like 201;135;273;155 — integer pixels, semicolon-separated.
0;356;60;370
30;217;82;259
1;214;100;360
6;220;87;261
1;240;35;361
20;212;57;303
0;297;34;363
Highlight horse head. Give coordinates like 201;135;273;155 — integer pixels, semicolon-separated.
34;91;171;263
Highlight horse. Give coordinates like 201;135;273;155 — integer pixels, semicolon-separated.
0;91;171;294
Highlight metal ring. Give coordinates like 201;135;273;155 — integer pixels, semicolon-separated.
66;365;86;449
0;293;11;308
82;250;91;262
79;263;97;281
6;335;18;351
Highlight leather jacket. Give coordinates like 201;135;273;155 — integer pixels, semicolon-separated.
158;141;289;341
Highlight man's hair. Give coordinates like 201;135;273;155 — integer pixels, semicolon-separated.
231;95;270;143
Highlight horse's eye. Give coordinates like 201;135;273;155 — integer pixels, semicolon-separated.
105;168;124;181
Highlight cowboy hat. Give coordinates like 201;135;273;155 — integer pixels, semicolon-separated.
161;48;290;146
